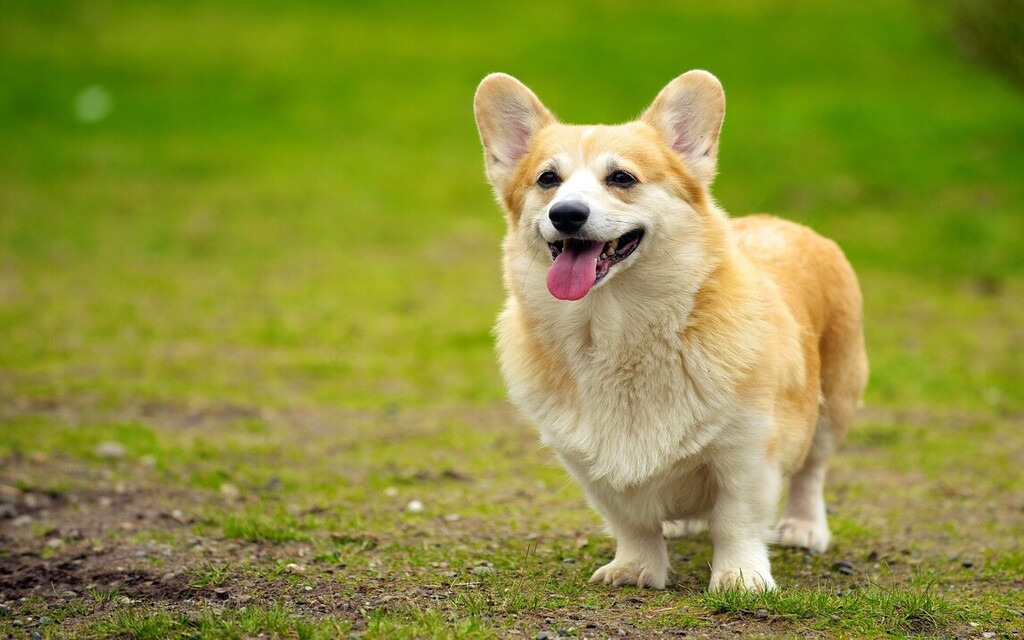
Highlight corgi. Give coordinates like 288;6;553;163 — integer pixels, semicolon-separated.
473;71;868;592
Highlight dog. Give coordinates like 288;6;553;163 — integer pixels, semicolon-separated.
473;70;868;592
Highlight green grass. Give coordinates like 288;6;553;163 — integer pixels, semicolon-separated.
1;0;1023;638
90;603;352;640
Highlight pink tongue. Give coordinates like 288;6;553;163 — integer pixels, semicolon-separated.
546;240;604;301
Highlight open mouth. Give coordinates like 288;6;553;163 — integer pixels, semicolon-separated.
545;229;644;301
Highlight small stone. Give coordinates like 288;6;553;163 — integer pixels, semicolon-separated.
754;609;769;618
384;487;399;497
12;620;23;628
170;509;186;523
405;499;424;513
982;632;995;639
472;565;493;576
11;514;32;527
45;538;63;549
135;550;147;558
94;441;126;459
37;616;51;625
31;631;42;640
831;561;854;575
285;563;306;574
219;483;241;500
535;632;552;640
443;513;461;522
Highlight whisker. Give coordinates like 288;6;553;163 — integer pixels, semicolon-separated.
522;247;542;289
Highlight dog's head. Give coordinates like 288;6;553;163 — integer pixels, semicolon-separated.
474;71;726;302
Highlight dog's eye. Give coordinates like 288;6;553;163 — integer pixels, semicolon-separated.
607;171;637;188
537;171;562;189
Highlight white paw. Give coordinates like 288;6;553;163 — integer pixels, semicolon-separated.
708;567;776;593
590;558;668;589
776;517;830;553
662;519;707;538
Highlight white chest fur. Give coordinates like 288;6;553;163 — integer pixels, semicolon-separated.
497;286;764;493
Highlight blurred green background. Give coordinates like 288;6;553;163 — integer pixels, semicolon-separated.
1;0;1022;416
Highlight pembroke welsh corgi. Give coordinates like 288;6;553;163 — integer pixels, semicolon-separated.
473;71;868;591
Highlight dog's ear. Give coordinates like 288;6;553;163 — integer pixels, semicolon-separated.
641;70;725;186
474;73;556;193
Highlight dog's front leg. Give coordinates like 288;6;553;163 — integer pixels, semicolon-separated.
707;456;780;592
589;519;670;589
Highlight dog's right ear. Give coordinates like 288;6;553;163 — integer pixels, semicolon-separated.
641;70;725;187
474;74;556;193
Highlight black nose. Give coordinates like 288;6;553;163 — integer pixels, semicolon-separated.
549;201;590;234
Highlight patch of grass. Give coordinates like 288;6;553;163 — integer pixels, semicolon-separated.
699;579;964;635
365;605;494;640
220;508;315;544
189;561;233;589
90;603;353;640
85;585;124;604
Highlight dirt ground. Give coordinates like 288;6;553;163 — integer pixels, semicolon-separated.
1;402;1022;638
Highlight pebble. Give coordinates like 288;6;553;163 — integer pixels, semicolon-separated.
472;565;493;576
384;487;399;497
831;561;854;575
12;620;23;628
31;632;42;640
94;441;126;459
61;590;77;599
219;483;241;500
405;499;424;513
285;563;306;574
38;616;51;625
535;632;552;640
45;538;63;549
754;609;768;618
11;514;32;527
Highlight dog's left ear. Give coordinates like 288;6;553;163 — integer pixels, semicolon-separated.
474;73;556;193
641;70;725;186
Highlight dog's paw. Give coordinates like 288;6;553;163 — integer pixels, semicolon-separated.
590;559;668;589
776;517;830;553
708;567;776;593
662;519;707;538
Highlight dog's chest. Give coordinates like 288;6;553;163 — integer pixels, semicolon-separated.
505;308;739;490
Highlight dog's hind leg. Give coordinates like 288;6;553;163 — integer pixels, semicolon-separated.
778;311;868;553
776;409;835;552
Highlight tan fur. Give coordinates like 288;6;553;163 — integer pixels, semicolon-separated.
474;71;867;592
